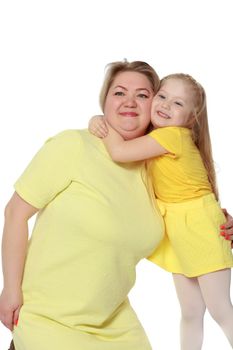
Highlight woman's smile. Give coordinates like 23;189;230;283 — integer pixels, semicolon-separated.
119;112;138;117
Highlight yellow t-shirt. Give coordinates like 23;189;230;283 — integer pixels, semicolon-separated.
149;127;212;202
13;129;164;350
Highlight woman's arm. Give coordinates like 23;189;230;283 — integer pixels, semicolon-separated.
220;209;233;248
0;192;38;330
103;122;168;162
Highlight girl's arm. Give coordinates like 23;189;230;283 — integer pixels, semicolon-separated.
88;115;108;138
0;192;38;330
103;122;168;162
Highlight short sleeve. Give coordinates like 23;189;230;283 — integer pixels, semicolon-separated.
149;127;182;158
14;130;81;209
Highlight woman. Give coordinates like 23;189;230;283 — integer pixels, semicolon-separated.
0;61;163;350
1;60;233;350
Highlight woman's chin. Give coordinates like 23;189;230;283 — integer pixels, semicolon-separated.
120;119;139;130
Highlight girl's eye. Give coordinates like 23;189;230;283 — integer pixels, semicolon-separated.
114;91;125;96
138;93;149;99
158;94;165;99
175;101;183;106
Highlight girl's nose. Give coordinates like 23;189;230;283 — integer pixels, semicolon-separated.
161;100;170;109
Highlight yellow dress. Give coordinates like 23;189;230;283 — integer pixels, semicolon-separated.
147;127;233;277
13;129;164;350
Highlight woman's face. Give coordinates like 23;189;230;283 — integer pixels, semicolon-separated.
104;71;154;140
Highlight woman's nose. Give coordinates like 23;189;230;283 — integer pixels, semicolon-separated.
124;96;137;107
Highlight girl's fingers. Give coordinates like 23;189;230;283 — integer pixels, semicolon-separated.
90;126;108;138
98;126;108;137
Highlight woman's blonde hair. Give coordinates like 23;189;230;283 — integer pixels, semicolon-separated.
99;60;160;111
149;73;219;200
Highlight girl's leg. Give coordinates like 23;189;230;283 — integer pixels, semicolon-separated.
173;273;206;350
198;268;233;346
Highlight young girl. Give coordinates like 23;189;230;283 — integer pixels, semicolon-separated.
89;73;233;350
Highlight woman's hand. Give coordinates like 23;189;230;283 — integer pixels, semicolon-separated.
0;192;38;331
0;287;23;331
88;115;108;138
220;209;233;248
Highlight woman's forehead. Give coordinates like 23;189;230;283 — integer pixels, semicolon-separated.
112;71;152;90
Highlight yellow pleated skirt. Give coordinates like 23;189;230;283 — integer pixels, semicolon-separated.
148;194;233;277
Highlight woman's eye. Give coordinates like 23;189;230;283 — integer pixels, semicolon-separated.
114;91;125;96
138;93;149;99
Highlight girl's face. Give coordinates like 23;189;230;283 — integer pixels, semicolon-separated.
104;71;154;140
151;78;195;128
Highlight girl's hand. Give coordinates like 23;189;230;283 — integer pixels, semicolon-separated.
88;115;108;138
220;208;233;248
0;287;23;331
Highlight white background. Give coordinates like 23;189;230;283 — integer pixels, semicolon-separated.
0;0;232;349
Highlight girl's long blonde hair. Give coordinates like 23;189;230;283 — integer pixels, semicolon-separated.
146;74;219;201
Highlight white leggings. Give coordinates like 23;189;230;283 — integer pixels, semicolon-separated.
173;269;233;350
